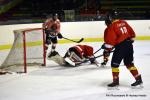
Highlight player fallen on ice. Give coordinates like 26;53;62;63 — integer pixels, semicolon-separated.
42;13;63;57
48;45;100;67
103;9;143;89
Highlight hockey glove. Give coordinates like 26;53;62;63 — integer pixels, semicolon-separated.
89;56;96;64
103;49;110;57
57;33;63;39
101;43;106;49
101;50;110;66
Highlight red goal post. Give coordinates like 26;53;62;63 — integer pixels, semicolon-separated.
1;28;46;73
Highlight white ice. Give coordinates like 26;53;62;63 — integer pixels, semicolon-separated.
0;41;150;100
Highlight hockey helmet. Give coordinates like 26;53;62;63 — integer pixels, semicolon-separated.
52;13;58;20
107;9;119;21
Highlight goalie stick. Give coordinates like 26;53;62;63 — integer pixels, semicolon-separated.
62;37;84;43
75;54;103;66
94;47;102;54
76;50;114;66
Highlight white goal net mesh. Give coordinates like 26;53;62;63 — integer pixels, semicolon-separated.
0;28;46;73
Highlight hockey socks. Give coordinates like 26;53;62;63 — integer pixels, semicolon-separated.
108;67;119;88
127;65;143;87
108;66;143;89
127;65;139;78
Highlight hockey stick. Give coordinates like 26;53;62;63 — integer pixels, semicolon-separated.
62;37;84;43
43;30;84;43
94;47;102;54
75;54;103;66
43;29;84;43
76;50;114;66
94;44;115;55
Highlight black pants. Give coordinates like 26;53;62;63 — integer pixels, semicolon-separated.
45;29;57;45
111;39;134;67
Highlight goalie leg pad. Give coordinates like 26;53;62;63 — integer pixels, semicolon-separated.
47;53;65;65
64;57;76;67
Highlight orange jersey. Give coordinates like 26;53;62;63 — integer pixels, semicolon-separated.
104;20;135;46
73;45;94;58
42;18;53;29
53;19;61;33
43;18;60;33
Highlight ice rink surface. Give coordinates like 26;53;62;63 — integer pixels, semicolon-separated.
0;41;150;100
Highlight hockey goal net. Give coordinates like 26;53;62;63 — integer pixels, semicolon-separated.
1;28;46;73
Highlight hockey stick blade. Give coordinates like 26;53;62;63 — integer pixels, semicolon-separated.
63;37;84;43
77;38;84;43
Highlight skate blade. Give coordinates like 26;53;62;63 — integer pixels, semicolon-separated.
107;86;119;90
131;84;144;89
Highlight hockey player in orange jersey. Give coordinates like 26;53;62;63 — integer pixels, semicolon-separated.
102;10;143;88
43;13;63;57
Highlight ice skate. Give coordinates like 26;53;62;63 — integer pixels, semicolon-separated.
107;80;119;90
131;83;143;89
131;75;143;89
101;62;107;67
48;51;58;58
